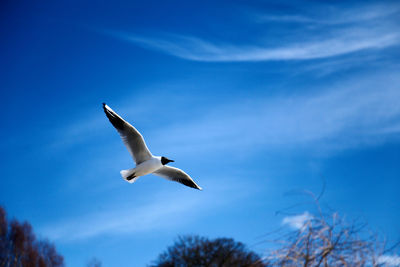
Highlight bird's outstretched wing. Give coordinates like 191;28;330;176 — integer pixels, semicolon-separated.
103;103;152;164
153;166;202;190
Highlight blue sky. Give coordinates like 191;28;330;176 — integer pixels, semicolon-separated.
1;0;399;266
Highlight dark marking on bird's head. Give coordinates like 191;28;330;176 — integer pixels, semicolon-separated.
161;156;174;165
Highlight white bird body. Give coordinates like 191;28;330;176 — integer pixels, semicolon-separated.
103;103;202;190
120;156;163;183
133;156;163;176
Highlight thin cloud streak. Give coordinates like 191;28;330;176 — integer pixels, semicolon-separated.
103;2;400;62
39;194;199;241
109;29;399;62
255;3;400;25
39;177;253;242
154;72;400;155
50;70;400;158
41;196;198;242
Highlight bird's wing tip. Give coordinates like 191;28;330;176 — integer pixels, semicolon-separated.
103;103;112;112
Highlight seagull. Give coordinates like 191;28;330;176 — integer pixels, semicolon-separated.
103;103;202;190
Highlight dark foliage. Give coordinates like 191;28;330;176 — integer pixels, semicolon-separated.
0;206;64;267
86;257;102;267
151;235;265;267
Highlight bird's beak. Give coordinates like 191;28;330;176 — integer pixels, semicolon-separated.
169;159;175;163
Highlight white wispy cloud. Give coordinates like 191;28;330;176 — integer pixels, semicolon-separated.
255;3;400;25
39;176;252;242
102;2;400;62
39;194;199;242
40;195;197;241
151;72;400;156
378;254;400;266
108;28;399;62
51;69;400;159
282;211;312;230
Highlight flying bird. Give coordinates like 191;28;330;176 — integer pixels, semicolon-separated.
103;103;202;190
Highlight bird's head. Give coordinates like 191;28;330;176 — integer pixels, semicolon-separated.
161;156;174;165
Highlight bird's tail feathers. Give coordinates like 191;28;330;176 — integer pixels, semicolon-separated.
120;169;139;184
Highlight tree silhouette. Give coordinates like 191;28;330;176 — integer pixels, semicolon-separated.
151;235;266;267
151;191;399;267
264;192;400;267
0;206;64;267
86;257;102;267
